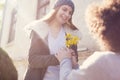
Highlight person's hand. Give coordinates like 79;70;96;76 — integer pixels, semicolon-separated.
55;47;73;62
71;55;78;67
70;50;78;68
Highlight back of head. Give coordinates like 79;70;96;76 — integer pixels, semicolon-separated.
0;48;18;80
86;0;120;53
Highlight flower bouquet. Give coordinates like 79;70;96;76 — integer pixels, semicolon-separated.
65;33;80;61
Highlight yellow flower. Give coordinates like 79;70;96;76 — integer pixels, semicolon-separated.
65;33;80;48
65;33;72;39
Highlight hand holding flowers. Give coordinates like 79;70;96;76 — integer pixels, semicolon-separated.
55;48;74;62
65;33;80;49
65;33;80;67
55;33;80;65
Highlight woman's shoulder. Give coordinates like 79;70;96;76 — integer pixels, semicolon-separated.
81;51;115;67
24;20;49;38
91;51;117;59
26;20;47;29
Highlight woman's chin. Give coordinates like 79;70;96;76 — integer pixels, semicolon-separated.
60;21;66;25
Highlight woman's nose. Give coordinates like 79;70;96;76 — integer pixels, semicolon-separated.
65;12;71;18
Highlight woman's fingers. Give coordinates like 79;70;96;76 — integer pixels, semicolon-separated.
72;56;77;65
55;47;73;62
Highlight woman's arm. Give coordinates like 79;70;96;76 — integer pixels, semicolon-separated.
28;31;59;68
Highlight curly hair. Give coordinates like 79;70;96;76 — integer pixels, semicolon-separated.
86;0;120;53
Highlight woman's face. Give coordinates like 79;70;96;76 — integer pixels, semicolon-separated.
55;5;73;25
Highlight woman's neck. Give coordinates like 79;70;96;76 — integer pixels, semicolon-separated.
50;19;62;28
48;20;63;38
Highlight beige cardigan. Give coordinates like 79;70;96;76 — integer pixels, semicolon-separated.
60;51;120;80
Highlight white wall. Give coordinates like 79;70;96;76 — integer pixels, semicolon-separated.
1;0;102;60
1;0;38;59
73;0;100;51
14;0;37;58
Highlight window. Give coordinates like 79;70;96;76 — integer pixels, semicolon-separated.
36;0;50;19
8;8;17;43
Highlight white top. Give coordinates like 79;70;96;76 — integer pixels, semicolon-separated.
48;27;66;54
60;51;120;80
43;27;66;80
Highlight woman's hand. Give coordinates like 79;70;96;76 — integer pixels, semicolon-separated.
55;47;73;62
71;55;78;67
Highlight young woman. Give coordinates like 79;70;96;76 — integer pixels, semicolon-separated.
55;0;120;80
24;0;81;80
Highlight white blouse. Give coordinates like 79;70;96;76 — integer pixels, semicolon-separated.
43;27;66;80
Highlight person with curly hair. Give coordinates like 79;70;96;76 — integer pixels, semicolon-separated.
55;0;120;80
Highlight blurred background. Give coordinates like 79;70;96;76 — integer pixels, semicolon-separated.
0;0;5;32
0;0;100;80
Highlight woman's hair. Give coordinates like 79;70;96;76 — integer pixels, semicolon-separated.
41;1;78;30
86;0;120;53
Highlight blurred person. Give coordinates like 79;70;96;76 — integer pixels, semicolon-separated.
0;48;18;80
55;0;120;80
24;0;81;80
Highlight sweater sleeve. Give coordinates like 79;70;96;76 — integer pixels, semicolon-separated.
59;58;87;80
28;31;59;68
60;58;72;80
60;52;107;80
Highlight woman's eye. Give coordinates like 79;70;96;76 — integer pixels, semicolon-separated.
62;8;67;12
62;7;72;16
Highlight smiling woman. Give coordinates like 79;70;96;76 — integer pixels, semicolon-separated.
24;0;81;80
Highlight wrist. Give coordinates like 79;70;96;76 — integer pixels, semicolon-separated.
60;57;71;62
